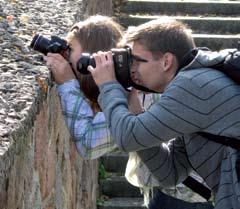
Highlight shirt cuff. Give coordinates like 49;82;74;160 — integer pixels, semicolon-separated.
98;81;128;109
99;80;124;92
57;79;80;94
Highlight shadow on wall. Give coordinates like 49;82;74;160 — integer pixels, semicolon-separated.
0;87;98;209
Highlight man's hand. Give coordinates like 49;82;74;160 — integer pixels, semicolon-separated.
87;51;116;86
127;88;144;114
43;53;75;84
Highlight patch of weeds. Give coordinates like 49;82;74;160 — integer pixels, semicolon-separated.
99;163;110;179
97;195;110;205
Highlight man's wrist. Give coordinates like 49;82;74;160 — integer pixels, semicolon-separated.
99;80;121;92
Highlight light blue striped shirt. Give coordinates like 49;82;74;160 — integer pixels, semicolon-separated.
57;79;117;159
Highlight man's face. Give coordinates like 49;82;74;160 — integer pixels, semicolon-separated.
131;41;167;92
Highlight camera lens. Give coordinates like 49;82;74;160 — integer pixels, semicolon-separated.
30;34;51;55
77;53;96;74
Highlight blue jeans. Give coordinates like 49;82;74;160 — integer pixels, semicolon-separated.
148;189;214;209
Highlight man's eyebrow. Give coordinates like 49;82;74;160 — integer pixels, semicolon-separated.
132;54;148;62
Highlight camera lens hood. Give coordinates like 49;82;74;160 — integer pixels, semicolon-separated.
77;53;95;74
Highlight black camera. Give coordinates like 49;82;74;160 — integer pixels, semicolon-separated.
76;46;153;92
77;47;133;89
30;34;69;56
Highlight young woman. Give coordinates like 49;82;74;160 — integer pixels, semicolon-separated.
44;15;124;158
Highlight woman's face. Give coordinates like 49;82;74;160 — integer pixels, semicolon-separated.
67;37;83;77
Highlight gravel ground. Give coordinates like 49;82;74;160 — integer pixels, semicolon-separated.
0;0;82;152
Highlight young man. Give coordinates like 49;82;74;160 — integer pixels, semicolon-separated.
88;18;240;209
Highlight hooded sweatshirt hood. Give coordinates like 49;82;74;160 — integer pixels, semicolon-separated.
180;47;238;72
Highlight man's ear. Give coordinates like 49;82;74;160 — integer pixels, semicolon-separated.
162;52;174;72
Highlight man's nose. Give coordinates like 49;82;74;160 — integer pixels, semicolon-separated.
130;69;136;76
130;70;138;81
130;64;137;73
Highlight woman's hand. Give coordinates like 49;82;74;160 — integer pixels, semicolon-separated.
43;53;75;84
87;51;116;86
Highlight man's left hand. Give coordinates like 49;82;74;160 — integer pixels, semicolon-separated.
88;51;116;86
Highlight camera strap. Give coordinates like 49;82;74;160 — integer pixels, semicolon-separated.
131;81;158;93
69;62;78;79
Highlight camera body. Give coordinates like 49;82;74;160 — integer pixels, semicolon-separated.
30;34;69;57
77;46;133;89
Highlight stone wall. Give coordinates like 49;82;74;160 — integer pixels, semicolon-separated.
0;87;98;209
0;0;99;208
0;88;98;209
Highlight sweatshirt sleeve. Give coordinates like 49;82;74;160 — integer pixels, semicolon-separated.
137;137;193;188
98;76;205;152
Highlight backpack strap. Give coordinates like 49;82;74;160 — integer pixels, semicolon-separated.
198;132;240;150
183;176;212;200
236;152;240;182
183;132;240;200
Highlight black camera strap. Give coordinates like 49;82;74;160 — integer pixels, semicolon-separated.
131;81;158;93
69;62;78;79
183;176;212;200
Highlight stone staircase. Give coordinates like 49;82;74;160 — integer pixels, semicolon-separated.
98;151;147;209
97;1;240;209
118;0;240;50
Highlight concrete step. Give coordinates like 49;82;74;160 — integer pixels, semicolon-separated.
118;15;240;34
98;197;147;209
100;176;142;197
101;152;128;173
193;34;239;50
120;0;240;16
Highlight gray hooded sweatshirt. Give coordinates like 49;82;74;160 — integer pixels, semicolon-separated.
98;49;240;209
